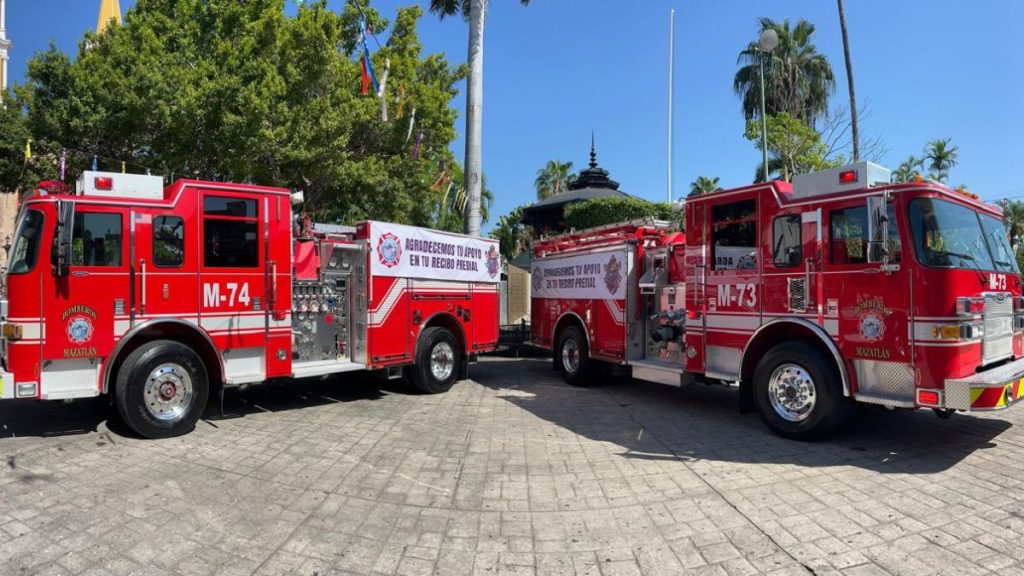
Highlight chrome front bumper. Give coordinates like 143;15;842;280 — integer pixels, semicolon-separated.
945;356;1024;411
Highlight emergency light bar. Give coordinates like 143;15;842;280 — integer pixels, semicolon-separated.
790;161;891;200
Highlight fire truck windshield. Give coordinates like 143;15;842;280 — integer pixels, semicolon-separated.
7;209;45;275
909;197;1019;273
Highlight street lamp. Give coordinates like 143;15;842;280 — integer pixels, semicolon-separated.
757;29;778;182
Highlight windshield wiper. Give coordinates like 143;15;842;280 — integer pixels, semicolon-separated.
930;249;975;262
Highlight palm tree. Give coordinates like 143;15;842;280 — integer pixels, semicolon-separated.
836;0;858;161
689;176;722;196
1001;200;1024;250
734;18;835;126
534;160;575;200
924;138;959;182
489;206;531;261
891;155;923;183
429;0;530;237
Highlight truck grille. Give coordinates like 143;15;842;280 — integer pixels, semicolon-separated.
983;292;1013;365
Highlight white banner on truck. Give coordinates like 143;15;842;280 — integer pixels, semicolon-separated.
531;249;629;300
365;221;500;283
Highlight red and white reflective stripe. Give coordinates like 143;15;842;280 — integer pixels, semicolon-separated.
603;299;626;326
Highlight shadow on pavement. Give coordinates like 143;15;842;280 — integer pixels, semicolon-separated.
474;357;1013;475
0;371;400;440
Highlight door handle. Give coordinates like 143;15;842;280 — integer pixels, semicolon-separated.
140;259;147;314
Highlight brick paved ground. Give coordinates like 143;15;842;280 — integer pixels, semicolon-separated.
2;355;1024;575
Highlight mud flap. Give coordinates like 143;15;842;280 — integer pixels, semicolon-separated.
738;379;755;414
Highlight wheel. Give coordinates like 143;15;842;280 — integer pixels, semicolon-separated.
753;341;850;441
410;327;461;394
115;340;209;439
556;326;592;386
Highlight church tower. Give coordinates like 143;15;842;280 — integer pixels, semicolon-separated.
0;0;12;91
97;0;122;34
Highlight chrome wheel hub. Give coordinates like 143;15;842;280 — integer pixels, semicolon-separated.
430;342;455;382
768;363;816;422
561;338;580;374
144;363;193;422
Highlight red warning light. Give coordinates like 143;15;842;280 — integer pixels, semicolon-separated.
94;176;114;190
839;170;858;184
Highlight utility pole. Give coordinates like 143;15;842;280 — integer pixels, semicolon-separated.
837;0;859;161
666;8;674;203
0;0;11;92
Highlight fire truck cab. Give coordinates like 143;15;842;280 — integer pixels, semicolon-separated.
531;162;1024;440
0;172;500;438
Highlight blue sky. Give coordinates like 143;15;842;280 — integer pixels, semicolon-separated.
5;1;1024;231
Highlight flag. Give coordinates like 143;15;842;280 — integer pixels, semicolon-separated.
24;139;31;161
378;57;391;121
412;129;423;160
404;108;417;145
359;18;379;96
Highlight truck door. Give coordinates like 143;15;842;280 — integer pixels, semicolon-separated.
44;204;128;392
703;194;761;380
826;198;911;402
198;192;267;383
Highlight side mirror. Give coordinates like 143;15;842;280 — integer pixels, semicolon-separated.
53;200;75;277
866;195;889;264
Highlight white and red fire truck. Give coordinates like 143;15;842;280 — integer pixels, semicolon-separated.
531;162;1024;439
0;172;500;438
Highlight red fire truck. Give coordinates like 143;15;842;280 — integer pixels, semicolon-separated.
0;172;500;438
531;162;1024;439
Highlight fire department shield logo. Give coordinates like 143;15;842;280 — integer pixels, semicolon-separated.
859;312;885;343
604;255;623;295
377;232;402;268
67;315;94;345
485;245;500;278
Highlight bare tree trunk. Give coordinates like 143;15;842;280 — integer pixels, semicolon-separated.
463;0;486;236
837;0;859;161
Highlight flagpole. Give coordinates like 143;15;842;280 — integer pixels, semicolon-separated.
667;8;675;203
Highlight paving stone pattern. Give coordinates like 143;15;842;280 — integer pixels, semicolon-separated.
2;356;1024;575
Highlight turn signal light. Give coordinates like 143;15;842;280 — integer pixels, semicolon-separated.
933;322;983;340
1;323;22;340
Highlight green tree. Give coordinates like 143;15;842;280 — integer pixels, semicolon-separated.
891;155;923;183
734;18;835;126
744;113;840;182
688;176;722;196
564;197;677;230
14;0;471;231
534;160;575;200
428;0;530;236
489;205;530;261
924;138;959;183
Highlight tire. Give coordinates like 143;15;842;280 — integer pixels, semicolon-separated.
410;327;461;394
556;325;592;386
752;341;850;441
114;340;209;439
